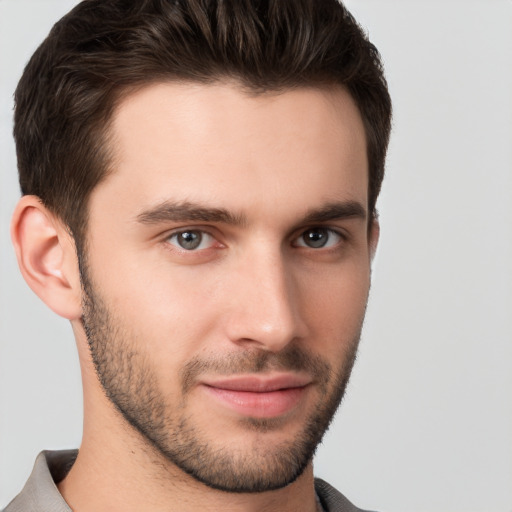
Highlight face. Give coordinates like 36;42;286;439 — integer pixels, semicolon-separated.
80;82;375;492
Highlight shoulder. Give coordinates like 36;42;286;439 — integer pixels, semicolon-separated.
314;478;379;512
2;450;76;512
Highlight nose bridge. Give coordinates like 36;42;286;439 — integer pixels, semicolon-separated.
226;243;304;351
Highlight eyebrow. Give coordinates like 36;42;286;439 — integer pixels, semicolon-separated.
135;199;366;227
301;201;367;224
136;200;247;226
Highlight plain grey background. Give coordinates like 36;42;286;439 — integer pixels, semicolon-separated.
1;1;511;511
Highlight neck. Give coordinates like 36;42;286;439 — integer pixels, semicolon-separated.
59;437;318;512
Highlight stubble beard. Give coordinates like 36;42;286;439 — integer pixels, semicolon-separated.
80;265;362;493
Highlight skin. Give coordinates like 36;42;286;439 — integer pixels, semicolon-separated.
11;82;378;512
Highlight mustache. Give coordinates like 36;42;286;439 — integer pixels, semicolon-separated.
180;345;332;393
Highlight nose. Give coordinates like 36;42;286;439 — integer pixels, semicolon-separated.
224;248;308;352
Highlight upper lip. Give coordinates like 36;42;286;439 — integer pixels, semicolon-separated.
201;373;312;392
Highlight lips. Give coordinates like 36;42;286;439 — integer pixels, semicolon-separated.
200;374;311;418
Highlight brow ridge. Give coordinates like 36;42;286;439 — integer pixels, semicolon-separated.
136;200;247;226
301;201;367;224
135;199;366;227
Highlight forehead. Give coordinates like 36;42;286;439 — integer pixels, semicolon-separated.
92;81;368;224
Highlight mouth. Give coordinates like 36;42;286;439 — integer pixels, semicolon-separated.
200;374;312;419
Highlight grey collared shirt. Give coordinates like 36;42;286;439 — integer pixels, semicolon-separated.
2;450;372;512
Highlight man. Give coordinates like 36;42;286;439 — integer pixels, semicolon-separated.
4;0;391;511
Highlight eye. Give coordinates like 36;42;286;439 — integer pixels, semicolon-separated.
167;230;215;251
294;228;343;249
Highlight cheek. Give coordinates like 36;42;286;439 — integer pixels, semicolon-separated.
97;257;226;360
87;231;371;372
300;262;370;344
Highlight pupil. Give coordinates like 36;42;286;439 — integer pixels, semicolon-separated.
179;231;201;250
304;229;327;248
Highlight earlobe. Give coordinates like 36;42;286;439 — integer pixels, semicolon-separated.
11;195;82;320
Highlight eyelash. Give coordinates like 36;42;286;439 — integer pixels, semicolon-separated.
292;227;345;250
165;229;221;252
164;226;347;253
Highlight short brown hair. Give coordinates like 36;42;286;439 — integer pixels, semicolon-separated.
14;0;392;248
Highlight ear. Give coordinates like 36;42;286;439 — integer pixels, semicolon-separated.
11;195;82;320
368;216;380;262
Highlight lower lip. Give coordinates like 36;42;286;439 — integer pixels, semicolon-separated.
202;385;307;418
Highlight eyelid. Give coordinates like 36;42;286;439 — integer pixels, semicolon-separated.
164;227;223;252
292;227;346;249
